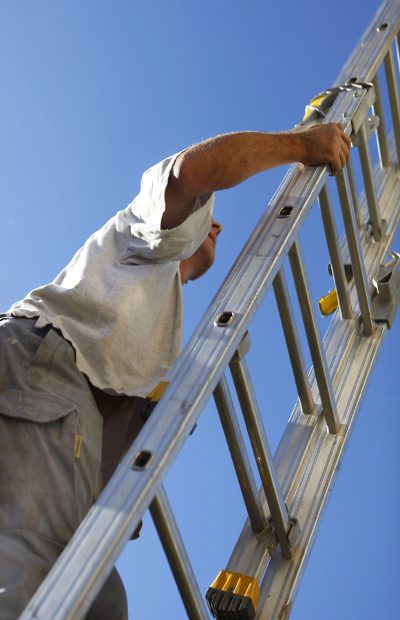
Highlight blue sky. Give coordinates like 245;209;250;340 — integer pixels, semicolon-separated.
1;1;399;619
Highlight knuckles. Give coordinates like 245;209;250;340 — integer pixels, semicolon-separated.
301;122;350;173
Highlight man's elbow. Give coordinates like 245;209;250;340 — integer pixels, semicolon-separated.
171;152;204;200
162;155;202;229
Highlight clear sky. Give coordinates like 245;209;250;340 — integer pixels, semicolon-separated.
1;1;399;619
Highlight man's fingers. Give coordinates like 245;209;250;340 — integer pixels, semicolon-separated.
335;123;352;144
340;135;351;156
343;132;352;148
340;135;351;169
301;122;352;173
329;149;347;175
331;125;351;174
334;123;352;155
340;138;350;164
329;157;339;175
341;131;352;156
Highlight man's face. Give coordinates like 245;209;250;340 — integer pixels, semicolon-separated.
179;220;222;284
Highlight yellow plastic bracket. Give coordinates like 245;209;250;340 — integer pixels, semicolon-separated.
319;288;339;316
303;93;328;122
146;381;170;402
206;570;259;619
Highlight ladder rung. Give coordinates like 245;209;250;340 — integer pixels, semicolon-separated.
288;239;341;434
318;183;353;320
355;121;383;241
229;344;292;559
335;168;375;336
213;377;266;534
273;268;316;415
150;486;210;620
346;154;363;230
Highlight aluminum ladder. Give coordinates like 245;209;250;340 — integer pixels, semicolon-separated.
19;0;400;618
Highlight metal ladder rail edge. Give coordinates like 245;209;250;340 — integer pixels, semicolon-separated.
335;0;400;87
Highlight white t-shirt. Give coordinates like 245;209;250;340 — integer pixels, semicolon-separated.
8;154;214;396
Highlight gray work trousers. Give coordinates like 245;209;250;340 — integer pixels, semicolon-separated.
0;317;128;620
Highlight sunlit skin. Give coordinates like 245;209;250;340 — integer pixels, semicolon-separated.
179;220;222;284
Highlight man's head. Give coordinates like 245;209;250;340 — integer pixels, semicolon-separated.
179;220;222;284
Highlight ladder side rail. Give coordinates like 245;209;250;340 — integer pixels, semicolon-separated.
354;119;383;241
213;376;266;534
18;8;400;617
273;268;316;414
335;168;375;334
288;239;340;434
345;155;363;229
335;0;400;85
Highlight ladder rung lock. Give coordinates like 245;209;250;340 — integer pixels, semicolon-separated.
206;570;259;620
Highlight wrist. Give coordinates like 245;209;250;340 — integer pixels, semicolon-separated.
288;131;306;164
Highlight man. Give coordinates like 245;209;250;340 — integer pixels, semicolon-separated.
0;124;351;619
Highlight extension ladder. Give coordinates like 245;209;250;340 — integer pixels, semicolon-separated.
19;0;400;618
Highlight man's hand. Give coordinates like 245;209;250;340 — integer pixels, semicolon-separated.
296;123;352;175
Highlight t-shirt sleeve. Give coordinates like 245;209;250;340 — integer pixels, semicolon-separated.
116;153;215;263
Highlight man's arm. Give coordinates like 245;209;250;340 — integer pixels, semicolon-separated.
162;124;351;229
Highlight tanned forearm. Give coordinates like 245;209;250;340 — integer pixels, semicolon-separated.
163;124;351;228
174;131;304;194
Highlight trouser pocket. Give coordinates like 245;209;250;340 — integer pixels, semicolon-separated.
0;389;79;543
0;319;103;618
0;318;103;536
